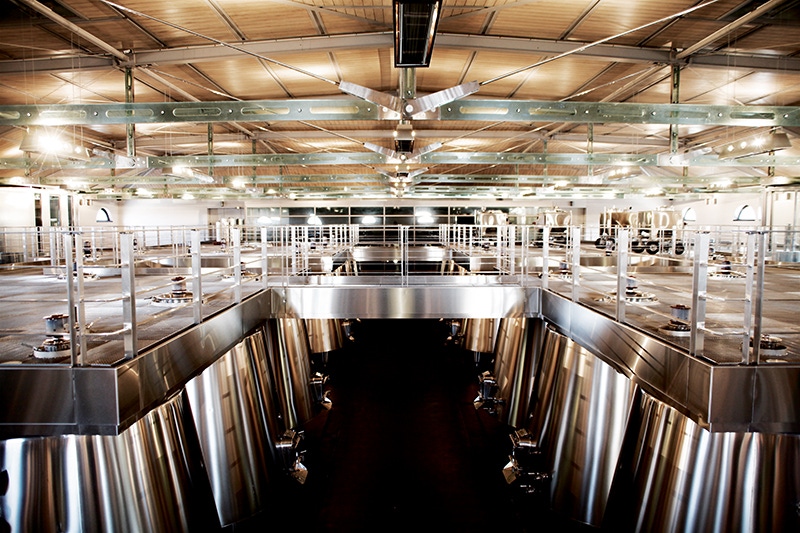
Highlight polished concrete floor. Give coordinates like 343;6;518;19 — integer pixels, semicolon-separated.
231;319;597;533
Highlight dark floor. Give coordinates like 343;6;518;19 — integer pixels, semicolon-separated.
231;319;597;533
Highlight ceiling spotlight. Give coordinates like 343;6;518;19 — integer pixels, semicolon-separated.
170;166;215;183
393;122;416;154
716;130;791;159
393;0;442;68
19;130;90;161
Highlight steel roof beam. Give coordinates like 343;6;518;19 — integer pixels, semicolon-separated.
2;151;798;171
3;32;800;75
1;99;798;127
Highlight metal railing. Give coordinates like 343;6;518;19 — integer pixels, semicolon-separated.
0;223;796;367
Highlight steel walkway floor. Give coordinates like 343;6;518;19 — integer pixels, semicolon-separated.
232;319;597;533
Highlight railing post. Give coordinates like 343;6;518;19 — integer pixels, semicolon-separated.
742;231;756;364
63;232;78;366
751;231;767;364
541;226;550;291
232;227;241;304
261;226;269;289
191;229;203;324
521;225;529;281
22;228;29;262
616;229;629;322
508;226;516;276
73;232;87;365
49;227;58;267
120;231;137;359
690;232;709;357
570;226;581;303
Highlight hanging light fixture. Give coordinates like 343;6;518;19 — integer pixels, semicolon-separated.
19;129;91;161
393;0;442;67
716;130;792;159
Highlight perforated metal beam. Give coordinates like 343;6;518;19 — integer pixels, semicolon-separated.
2;99;798;127
2;151;798;171
3;32;800;74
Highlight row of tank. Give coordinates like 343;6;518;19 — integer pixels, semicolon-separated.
595;207;686;254
457;317;800;532
4;315;797;532
0;317;349;532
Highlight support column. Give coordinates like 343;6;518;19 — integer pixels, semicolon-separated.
125;67;135;158
208;123;214;179
690;232;709;357
670;64;680;155
120;232;137;359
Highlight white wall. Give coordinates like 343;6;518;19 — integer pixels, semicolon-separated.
0;187;36;227
672;191;764;229
116;199;213;227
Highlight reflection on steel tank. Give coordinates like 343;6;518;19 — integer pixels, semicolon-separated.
605;391;800;533
185;328;276;526
461;318;498;353
491;317;543;429
0;391;213;532
266;318;316;430
305;318;343;353
527;327;638;527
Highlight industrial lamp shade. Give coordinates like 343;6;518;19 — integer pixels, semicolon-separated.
393;0;442;68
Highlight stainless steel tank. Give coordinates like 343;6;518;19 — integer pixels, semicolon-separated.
461;318;497;354
491;317;541;428
0;392;211;532
305;318;343;353
185;328;276;526
266;318;315;430
528;326;638;527
605;391;800;533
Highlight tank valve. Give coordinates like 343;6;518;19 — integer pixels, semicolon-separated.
474;371;502;414
310;372;332;410
502;429;550;495
276;429;308;484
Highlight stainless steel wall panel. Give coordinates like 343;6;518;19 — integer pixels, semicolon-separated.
276;285;527;319
185;330;274;526
708;366;756;433
0;368;76;437
606;391;800;533
750;366;800;433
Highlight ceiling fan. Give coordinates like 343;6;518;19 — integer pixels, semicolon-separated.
99;0;727;193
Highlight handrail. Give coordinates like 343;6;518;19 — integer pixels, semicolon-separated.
0;223;797;367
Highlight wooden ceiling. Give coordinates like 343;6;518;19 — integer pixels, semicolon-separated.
1;0;799;200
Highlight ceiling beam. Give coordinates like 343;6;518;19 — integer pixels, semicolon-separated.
15;0;129;62
676;0;790;60
1;99;797;127
4;32;800;75
2;151;798;171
